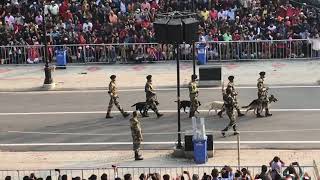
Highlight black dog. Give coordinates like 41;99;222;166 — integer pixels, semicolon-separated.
174;100;201;113
131;101;159;115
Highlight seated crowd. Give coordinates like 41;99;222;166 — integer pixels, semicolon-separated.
4;157;314;180
0;0;319;63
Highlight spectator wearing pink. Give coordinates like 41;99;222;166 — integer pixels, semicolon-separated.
141;0;151;12
4;12;14;26
209;8;218;21
35;13;43;25
270;156;285;173
109;11;118;25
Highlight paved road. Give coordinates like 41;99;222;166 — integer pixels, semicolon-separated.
0;87;320;151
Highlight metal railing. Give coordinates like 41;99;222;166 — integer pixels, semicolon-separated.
0;165;316;180
0;39;319;65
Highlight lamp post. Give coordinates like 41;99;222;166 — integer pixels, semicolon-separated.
43;2;53;86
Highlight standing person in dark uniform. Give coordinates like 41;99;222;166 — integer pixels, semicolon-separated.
130;111;143;160
105;75;130;119
221;88;239;137
257;71;272;118
188;74;199;118
143;75;163;118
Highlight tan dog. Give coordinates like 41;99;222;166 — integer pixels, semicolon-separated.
208;101;224;114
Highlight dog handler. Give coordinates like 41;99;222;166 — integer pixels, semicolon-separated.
257;71;272;118
143;75;163;118
188;74;199;118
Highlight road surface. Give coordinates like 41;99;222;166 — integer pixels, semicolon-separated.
0;86;319;151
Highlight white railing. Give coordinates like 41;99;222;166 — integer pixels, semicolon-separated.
0;39;319;65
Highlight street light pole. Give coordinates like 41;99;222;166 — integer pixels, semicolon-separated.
176;43;182;149
43;3;53;86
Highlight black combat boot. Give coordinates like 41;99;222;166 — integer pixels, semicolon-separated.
237;109;245;117
234;131;239;135
217;111;223;118
122;111;130;118
189;111;194;118
156;112;163;118
135;152;143;161
256;113;263;118
105;113;113;119
265;108;272;117
221;130;226;137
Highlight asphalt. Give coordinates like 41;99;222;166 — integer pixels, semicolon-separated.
0;87;319;151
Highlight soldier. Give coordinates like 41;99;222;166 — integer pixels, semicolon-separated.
143;75;163;118
218;76;244;118
130;111;143;160
105;75;130;119
188;74;199;118
221;88;239;137
257;71;272;118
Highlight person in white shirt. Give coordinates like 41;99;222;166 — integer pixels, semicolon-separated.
82;20;93;32
48;1;59;16
5;12;15;26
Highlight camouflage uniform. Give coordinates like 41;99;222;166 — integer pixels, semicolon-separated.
188;77;199;118
106;77;129;118
218;76;244;117
221;89;238;136
143;76;163;118
257;72;272;117
130;113;143;160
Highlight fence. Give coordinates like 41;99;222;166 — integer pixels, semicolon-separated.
0;39;319;65
0;165;317;180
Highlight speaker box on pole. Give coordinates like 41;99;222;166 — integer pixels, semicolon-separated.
182;18;199;43
167;18;183;44
154;18;169;44
198;65;222;87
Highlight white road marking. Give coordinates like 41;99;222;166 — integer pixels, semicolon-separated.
0;85;320;94
0;109;320;115
1;141;320;146
5;128;320;136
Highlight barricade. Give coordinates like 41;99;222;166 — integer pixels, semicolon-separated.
0;166;315;180
0;39;319;65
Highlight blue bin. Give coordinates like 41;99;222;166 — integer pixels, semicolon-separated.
197;44;207;65
193;139;208;164
56;50;67;69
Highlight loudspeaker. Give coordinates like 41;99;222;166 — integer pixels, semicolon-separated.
198;65;222;87
184;134;214;158
154;18;169;43
167;18;183;44
182;18;199;43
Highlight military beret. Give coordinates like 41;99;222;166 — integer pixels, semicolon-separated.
228;75;234;81
146;75;152;80
191;74;198;80
259;71;266;76
110;75;116;79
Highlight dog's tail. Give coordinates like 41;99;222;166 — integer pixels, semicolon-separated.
131;103;137;107
241;100;255;108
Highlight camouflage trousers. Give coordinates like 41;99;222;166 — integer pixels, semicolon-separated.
107;96;124;114
222;108;237;132
144;98;159;114
189;94;199;114
133;141;141;154
220;97;241;113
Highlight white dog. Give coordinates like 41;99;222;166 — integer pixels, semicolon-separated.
208;101;224;114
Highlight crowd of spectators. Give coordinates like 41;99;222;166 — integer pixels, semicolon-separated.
0;0;320;64
3;157;315;180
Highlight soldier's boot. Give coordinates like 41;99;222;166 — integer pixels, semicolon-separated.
237;109;245;117
256;112;263;118
122;111;130;118
234;131;239;135
134;151;143;161
105;113;113;119
221;130;226;137
217;111;223;118
265;108;272;117
156;112;163;118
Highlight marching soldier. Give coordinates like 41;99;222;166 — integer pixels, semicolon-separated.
105;75;130;119
218;76;244;117
130;111;143;160
257;71;272;118
221;88;239;137
143;75;163;118
188;74;199;118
